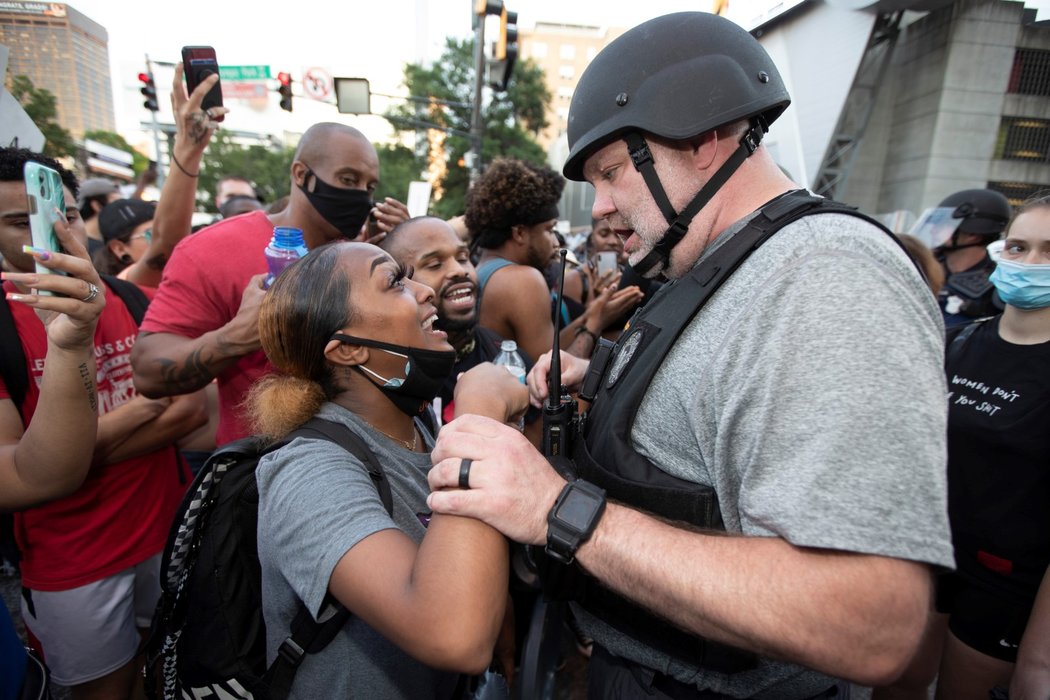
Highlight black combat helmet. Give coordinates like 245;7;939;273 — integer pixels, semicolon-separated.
938;189;1011;238
561;12;791;275
563;11;791;182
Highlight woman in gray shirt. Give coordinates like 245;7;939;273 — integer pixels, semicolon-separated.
249;241;527;699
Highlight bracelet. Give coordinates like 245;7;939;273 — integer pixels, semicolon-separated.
170;151;199;178
574;326;598;344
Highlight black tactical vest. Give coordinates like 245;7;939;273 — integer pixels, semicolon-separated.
565;191;900;676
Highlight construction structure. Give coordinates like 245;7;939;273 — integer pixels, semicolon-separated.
538;0;1050;229
757;0;1050;223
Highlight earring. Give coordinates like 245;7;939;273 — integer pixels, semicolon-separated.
120;253;133;264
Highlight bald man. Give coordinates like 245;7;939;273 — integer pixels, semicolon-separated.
132;122;409;444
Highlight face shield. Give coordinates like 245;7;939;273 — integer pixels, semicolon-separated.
909;207;964;250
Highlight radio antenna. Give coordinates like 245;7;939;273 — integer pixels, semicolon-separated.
548;249;568;410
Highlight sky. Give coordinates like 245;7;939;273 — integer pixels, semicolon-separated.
63;0;786;149
60;0;1050;152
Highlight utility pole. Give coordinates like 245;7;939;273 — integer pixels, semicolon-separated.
470;2;490;184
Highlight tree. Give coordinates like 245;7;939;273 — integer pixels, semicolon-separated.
82;130;151;175
10;75;75;159
197;132;295;211
387;37;551;219
375;143;423;204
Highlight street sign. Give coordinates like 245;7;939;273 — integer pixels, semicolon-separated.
302;67;334;101
222;83;268;99
219;65;271;82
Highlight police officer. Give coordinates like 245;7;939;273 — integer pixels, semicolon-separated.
914;189;1011;328
427;12;954;698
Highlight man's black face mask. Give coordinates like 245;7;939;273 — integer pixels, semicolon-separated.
298;167;373;238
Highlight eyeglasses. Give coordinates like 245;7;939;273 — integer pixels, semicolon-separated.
128;229;152;244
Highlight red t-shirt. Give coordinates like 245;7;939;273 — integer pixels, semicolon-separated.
139;211;274;445
1;280;188;591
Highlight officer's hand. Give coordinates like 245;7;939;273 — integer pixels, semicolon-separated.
428;414;566;545
527;350;590;408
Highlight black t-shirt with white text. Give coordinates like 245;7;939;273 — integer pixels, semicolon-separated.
946;316;1050;601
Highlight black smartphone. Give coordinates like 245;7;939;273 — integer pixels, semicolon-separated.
181;45;224;121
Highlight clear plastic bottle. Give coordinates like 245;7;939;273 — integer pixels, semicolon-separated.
263;226;308;289
493;339;527;430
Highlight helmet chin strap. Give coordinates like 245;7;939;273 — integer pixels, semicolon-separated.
627;118;767;276
938;229;997;254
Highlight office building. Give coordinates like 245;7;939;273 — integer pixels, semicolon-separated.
0;2;115;139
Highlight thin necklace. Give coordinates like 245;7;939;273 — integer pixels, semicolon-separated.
373;424;418;451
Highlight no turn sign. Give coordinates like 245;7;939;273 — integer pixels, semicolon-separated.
302;67;333;101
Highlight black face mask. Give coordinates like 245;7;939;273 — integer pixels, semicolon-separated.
298;167;373;238
331;333;456;417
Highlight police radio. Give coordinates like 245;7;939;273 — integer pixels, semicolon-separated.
542;249;580;471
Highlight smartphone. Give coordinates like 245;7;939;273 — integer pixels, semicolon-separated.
181;45;224;121
595;250;618;278
23;162;68;293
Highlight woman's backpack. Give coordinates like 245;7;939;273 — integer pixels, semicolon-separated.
144;417;392;700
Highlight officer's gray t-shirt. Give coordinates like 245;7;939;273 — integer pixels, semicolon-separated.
575;211;955;699
256;403;459;699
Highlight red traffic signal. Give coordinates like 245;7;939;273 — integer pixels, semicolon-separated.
276;72;293;112
139;71;159;112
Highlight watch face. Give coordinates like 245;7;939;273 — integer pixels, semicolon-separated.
558;488;601;530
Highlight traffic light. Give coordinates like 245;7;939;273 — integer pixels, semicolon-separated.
277;72;293;112
495;6;518;61
139;71;158;112
490;6;518;91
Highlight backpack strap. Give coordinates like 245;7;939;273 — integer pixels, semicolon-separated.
265;417;392;700
292;417;393;516
0;295;29;416
945;316;993;366
99;274;150;324
0;297;28;571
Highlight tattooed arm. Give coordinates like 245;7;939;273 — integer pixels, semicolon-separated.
131;272;267;397
121;62;229;289
0;211;104;510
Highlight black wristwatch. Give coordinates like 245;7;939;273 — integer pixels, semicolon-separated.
546;479;607;565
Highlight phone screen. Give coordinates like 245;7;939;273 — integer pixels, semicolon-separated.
181;45;224;120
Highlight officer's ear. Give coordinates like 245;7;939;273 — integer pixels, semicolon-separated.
689;131;719;172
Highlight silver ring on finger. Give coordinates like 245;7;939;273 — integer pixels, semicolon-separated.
81;283;100;303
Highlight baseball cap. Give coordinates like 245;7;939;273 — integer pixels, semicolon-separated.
98;199;156;242
77;178;120;206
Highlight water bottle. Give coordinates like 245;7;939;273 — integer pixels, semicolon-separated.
493;340;527;430
263;227;308;289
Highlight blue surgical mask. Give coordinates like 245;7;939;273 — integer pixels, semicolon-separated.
989;258;1050;309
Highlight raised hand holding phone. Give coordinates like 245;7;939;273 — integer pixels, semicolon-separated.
5;203;105;350
24;162;67;289
172;61;228;151
181;46;224;122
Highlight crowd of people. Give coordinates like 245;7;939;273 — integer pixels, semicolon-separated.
1;9;1047;700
